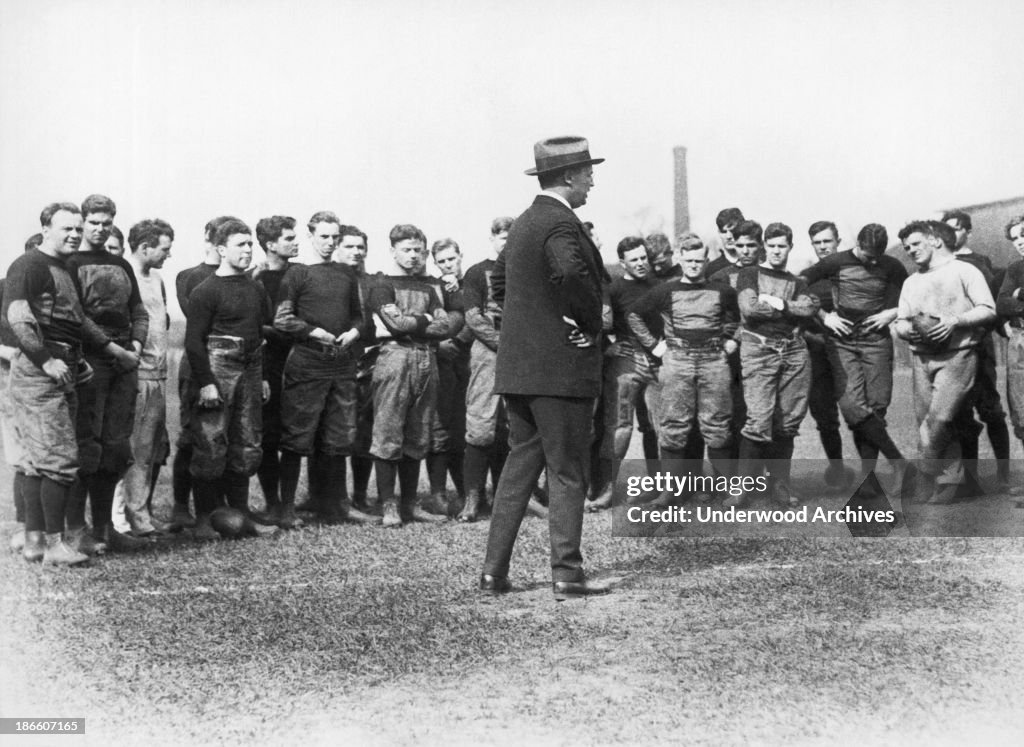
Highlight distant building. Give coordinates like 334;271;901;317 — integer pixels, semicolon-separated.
887;194;1024;275
944;194;1024;269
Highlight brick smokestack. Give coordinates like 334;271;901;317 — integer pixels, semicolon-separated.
674;146;689;239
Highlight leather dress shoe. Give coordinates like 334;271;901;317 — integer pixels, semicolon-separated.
478;574;512;594
552;578;610;601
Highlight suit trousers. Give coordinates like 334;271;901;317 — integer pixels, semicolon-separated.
483;394;593;583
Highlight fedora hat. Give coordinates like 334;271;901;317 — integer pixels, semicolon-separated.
524;136;605;176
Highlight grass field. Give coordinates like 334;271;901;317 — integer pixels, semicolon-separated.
1;347;1024;745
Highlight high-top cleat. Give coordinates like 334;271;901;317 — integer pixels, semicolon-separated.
42;533;89;567
148;517;181;537
381;501;402;528
192;514;222;541
66;526;107;556
250;504;284;526
9;524;26;554
458;490;482;523
97;523;150;552
351;491;370;511
409;499;447;523
585;486;615;513
276;503;304;530
420;491;450;517
169;504;197;530
294;497;323;516
343;504;382;525
22;531;45;563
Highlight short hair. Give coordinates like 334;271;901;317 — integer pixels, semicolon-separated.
538;171;560;190
731;220;763;244
491;216;514;235
431;238;460;258
764;222;793;245
941;209;972;232
338;225;368;246
213;218;251;247
307;211;341;233
128;219;175;253
389;224;427;247
645;232;672;257
1005;215;1024;240
677;232;706;254
715;207;745;232
616;236;647;259
929;220;957;249
255;216;296;251
897;220;930;242
109;225;124;245
40;202;81;227
24;233;43;251
808;221;838;239
204;215;241;242
898;219;955;249
81;193;116;218
856;224;888;255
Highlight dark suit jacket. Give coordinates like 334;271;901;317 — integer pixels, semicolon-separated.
493;194;610;398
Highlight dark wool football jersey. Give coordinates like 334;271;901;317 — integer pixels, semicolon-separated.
272;261;366;340
2;249;108;367
369;274;458;343
185;274;272;387
627;278;740;348
66;247;148;352
800;250;906;324
175;261;218;318
736;265;819;337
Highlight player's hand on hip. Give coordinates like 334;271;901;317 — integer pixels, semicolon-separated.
823;311;853;337
568;328;596;348
42;357;73;387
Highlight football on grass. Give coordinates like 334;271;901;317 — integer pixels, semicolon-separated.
210;507;248;539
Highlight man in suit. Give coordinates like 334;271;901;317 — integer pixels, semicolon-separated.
480;136;611;601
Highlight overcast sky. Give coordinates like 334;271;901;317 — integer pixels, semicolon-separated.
2;0;1022;311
